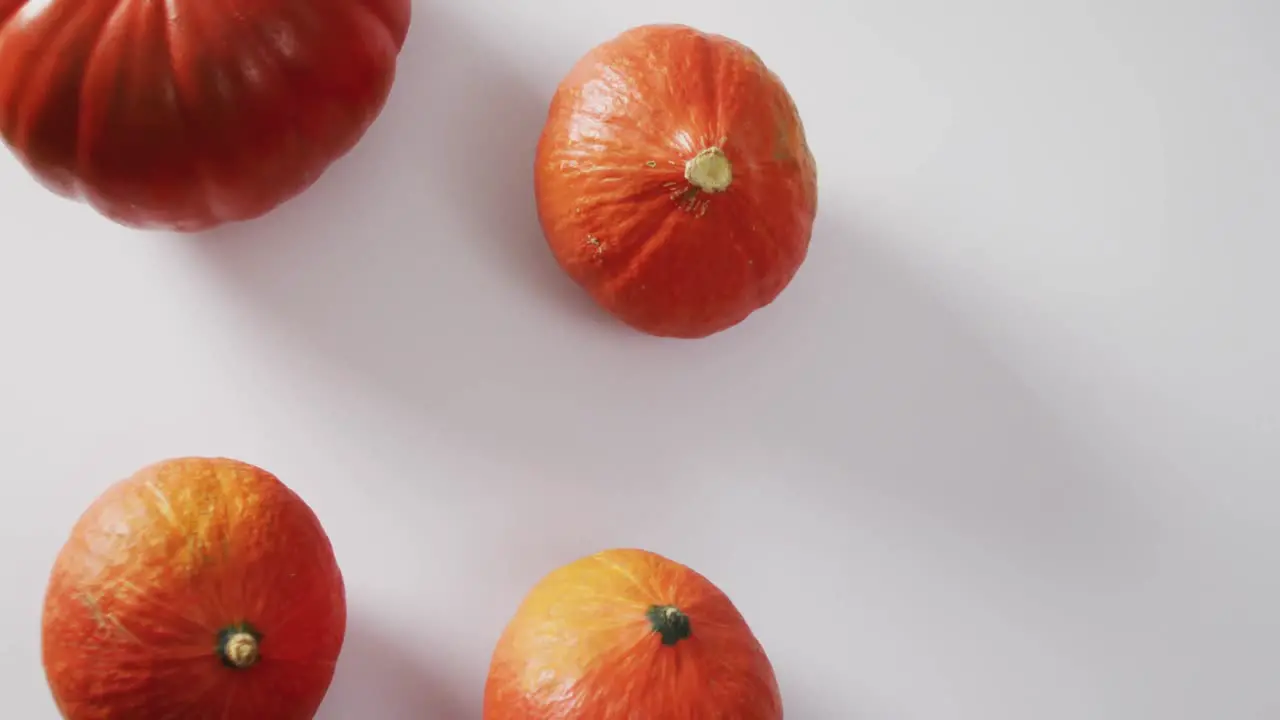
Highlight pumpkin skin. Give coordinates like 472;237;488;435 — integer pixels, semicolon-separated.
483;548;783;719
0;0;410;230
41;457;346;719
534;24;818;338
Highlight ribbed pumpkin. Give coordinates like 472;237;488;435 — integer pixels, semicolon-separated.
484;548;783;719
41;457;346;719
534;24;819;338
0;0;410;230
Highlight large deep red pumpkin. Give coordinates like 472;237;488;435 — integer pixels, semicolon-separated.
0;0;410;230
534;24;819;338
484;548;783;719
42;457;346;719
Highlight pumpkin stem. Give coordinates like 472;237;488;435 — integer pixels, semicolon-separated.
646;605;692;646
685;147;733;193
218;625;262;669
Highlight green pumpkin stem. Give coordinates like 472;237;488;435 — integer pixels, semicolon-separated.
647;605;692;646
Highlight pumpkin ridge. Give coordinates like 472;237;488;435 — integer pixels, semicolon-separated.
8;0;114;167
148;0;221;222
575;184;680;274
217;0;402;202
709;31;740;141
554;85;679;158
591;552;651;595
606;185;763;335
74;0;210;223
597;199;687;299
193;0;320;218
698;27;726;144
0;0;23;29
351;0;410;49
574;64;663;148
151;0;299;220
109;580;208;636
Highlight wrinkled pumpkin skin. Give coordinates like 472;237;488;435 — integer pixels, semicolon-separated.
42;457;346;720
0;0;410;230
484;548;783;719
535;24;818;338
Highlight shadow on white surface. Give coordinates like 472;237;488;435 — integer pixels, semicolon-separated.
318;608;470;719
185;10;1153;702
194;5;603;317
189;6;1149;574
789;217;1151;575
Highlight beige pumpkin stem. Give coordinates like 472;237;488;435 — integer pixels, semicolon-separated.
222;631;260;669
685;147;733;193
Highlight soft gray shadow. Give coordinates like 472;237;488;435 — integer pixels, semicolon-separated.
192;6;603;328
718;212;1154;578
186;8;669;493
318;609;470;719
185;6;1151;580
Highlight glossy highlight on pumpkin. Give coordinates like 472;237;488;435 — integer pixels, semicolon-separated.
483;548;783;719
41;457;347;719
0;0;411;230
534;24;819;338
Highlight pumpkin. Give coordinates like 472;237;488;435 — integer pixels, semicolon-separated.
0;0;410;230
533;24;819;338
483;548;783;719
41;457;346;719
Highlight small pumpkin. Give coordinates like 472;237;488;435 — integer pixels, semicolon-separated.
534;24;819;338
0;0;410;230
483;548;782;719
41;457;346;719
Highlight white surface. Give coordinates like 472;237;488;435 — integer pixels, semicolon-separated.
2;1;1277;718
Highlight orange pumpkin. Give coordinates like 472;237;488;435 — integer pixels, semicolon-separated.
534;24;819;338
483;548;782;719
0;0;410;230
41;457;346;720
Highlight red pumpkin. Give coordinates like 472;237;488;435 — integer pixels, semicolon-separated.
0;0;410;230
42;457;346;719
534;24;819;338
484;548;783;719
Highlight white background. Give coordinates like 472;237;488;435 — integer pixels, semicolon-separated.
2;1;1276;718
